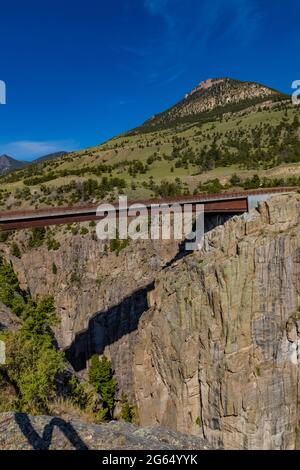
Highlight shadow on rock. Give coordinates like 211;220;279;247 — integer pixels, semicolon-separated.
14;413;88;450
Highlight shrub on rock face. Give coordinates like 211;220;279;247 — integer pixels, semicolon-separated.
52;262;57;275
28;227;46;248
11;242;21;258
120;392;135;423
47;238;60;251
0;231;12;243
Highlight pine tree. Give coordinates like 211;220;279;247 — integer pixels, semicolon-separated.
89;355;117;419
120;392;134;423
292;113;300;129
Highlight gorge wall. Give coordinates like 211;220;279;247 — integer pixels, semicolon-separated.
2;233;179;398
132;193;300;449
2;192;300;449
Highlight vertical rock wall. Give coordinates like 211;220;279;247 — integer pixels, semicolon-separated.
132;194;300;449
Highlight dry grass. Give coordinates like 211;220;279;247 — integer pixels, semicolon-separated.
47;398;98;424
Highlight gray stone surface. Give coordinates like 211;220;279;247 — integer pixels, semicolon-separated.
0;412;211;450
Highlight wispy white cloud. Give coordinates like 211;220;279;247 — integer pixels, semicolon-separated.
205;0;262;46
159;69;184;85
144;0;263;49
133;0;262;90
148;68;184;87
0;139;79;161
143;0;177;29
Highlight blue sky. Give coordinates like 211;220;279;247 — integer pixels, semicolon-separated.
0;0;299;161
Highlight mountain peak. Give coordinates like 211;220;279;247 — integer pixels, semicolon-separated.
0;154;14;160
0;154;26;175
139;77;286;132
186;77;227;97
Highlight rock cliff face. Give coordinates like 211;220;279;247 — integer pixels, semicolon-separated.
2;233;180;397
132;193;300;449
2;192;300;449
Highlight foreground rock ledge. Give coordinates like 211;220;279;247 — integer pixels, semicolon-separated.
0;412;212;450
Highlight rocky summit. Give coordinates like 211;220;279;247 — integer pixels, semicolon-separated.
143;77;284;130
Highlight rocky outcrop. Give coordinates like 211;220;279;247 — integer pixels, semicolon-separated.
132;193;300;449
0;412;211;450
0;303;20;331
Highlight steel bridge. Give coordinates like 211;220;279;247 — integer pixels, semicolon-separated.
0;187;295;231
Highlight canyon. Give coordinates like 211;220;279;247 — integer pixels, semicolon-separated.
1;191;300;449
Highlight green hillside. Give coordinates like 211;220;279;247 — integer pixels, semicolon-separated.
0;78;300;210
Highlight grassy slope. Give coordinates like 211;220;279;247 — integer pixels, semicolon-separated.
1;101;300;209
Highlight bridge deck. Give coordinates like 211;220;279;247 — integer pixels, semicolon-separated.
0;187;295;230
